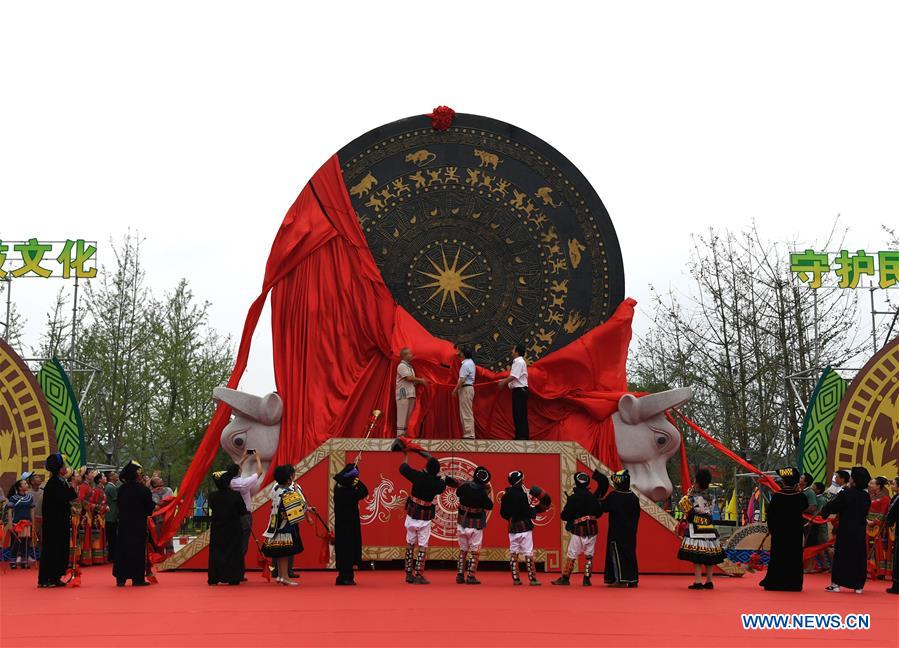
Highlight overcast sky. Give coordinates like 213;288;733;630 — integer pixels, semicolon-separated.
2;2;897;395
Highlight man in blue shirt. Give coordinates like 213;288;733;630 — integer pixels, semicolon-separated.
452;346;476;439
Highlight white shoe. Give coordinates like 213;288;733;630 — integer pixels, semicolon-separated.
854;589;863;594
825;584;840;592
276;577;299;587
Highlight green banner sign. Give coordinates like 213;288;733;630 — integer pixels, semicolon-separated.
790;249;898;289
0;238;97;279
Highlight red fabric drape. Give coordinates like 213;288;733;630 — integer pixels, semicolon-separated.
671;409;780;492
159;155;634;540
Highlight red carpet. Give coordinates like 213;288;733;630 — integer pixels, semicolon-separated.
2;566;896;647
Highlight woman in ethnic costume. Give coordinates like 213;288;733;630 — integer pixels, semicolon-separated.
760;467;808;591
114;461;155;587
5;479;35;569
88;473;109;565
677;467;725;589
68;470;89;567
867;476;892;580
262;464;305;586
821;466;871;593
207;468;248;586
38;453;76;587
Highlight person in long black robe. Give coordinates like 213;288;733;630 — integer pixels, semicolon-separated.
207;470;248;585
886;482;899;594
820;466;872;592
599;469;640;587
760;467;808;591
333;463;368;585
113;461;155;586
37;453;76;588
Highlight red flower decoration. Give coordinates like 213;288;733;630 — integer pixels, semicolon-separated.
427;105;455;131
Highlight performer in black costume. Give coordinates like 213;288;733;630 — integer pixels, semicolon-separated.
821;465;872;593
600;469;640;588
37;453;76;588
886;477;899;594
114;460;155;587
760;467;808;591
455;465;493;585
399;450;454;584
333;463;368;586
500;470;551;586
207;468;248;586
553;471;607;586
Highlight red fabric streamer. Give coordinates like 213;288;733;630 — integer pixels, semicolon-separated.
803;538;835;562
666;411;692;492
671;409;780;492
158;155;634;543
426;105;455;131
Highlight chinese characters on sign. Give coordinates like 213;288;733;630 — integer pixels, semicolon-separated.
0;239;97;279
790;249;899;289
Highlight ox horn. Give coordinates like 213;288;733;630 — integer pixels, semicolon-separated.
618;387;693;425
213;387;283;425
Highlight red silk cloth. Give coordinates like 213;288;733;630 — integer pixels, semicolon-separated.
158;155;634;541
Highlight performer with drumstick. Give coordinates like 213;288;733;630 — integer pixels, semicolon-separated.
500;470;551;586
455;466;493;585
393;437;457;584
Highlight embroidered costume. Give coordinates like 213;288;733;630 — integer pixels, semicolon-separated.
553;471;606;586
677;489;725;566
499;470;551;586
455;466;493;585
399;456;454;584
262;482;306;558
867;490;892;579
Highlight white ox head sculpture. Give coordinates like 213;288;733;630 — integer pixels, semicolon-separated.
214;387;282;481
612;387;693;501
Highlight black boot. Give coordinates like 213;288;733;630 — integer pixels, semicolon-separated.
404;545;415;584
526;556;540;586
552;557;575;585
413;548;430;584
456;550;466;584
583;556;593;586
466;551;481;584
510;553;522;585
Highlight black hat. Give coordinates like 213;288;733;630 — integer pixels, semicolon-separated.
610;469;630;492
777;466;800;488
426;457;440;475
574;472;590;488
212;470;233;490
334;463;360;486
850;466;871;489
120;460;143;482
45;452;65;475
508;470;523;486
473;466;490;485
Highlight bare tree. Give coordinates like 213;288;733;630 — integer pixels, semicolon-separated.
629;223;866;483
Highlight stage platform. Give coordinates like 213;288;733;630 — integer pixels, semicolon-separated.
2;567;896;647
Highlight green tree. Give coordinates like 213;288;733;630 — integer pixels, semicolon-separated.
145;279;232;483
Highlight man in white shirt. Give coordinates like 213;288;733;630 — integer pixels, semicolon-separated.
452;346;477;439
499;344;529;440
229;450;264;570
396;347;427;437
